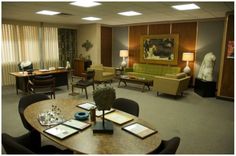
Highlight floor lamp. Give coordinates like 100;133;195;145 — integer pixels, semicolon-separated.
120;50;128;68
182;52;194;74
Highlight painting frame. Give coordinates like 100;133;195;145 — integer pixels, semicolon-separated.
140;34;179;65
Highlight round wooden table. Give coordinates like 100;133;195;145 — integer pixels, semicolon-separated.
24;99;161;154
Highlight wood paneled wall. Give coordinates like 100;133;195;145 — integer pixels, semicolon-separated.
128;22;197;77
129;25;148;67
101;26;112;66
217;12;234;99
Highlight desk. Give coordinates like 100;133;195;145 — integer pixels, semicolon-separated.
10;69;69;94
24;99;161;154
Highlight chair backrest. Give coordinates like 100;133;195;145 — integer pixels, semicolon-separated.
18;94;49;131
86;70;95;81
112;98;139;117
152;137;180;154
28;75;55;98
2;133;34;154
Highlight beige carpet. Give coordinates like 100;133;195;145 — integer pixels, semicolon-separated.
1;81;234;154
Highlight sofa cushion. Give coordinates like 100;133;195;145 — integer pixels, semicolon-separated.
165;72;186;79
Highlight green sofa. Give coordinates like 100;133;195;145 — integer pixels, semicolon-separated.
125;63;181;80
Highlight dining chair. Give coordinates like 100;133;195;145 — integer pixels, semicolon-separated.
18;93;50;151
71;70;95;99
112;98;139;117
149;137;180;154
2;133;73;154
28;75;55;99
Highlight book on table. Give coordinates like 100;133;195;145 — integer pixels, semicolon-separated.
62;119;91;130
96;108;115;117
44;124;79;140
122;122;157;139
77;102;96;110
104;111;133;125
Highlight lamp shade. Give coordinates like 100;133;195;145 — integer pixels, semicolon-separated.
182;52;194;61
120;50;128;57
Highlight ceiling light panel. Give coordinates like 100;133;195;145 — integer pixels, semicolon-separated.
118;11;142;16
172;3;200;11
70;0;101;8
36;10;60;15
82;17;101;21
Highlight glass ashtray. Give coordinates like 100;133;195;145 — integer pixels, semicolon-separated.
38;111;65;126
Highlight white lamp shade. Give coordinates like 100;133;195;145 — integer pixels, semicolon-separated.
120;50;128;57
182;52;194;61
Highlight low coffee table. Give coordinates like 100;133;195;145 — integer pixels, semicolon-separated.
118;75;153;92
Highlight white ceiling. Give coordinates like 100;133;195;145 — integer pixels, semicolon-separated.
2;1;234;26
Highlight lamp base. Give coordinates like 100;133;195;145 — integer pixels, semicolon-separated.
183;66;191;74
93;121;113;134
121;60;127;68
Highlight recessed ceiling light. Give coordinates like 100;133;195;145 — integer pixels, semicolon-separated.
172;3;200;11
70;0;101;8
36;10;60;15
118;11;142;16
82;17;101;21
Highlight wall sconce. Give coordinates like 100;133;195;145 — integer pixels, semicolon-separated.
120;50;128;68
182;52;194;74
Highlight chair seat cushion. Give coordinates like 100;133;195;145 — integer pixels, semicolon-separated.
102;72;114;77
76;80;93;86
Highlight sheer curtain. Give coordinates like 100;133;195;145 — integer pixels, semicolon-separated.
42;27;59;68
2;24;59;86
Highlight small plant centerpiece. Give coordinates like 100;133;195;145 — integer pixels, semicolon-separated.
93;86;116;134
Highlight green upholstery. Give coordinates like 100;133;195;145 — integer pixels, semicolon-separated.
126;63;181;80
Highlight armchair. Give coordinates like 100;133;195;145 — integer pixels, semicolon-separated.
88;64;115;85
153;73;190;97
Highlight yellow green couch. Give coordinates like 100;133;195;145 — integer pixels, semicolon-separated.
125;63;181;80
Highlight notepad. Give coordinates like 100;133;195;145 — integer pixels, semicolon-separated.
104;111;133;125
122;122;157;139
77;102;96;110
44;124;79;140
63;119;91;130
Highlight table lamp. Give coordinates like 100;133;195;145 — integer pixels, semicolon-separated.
120;50;128;68
182;52;194;74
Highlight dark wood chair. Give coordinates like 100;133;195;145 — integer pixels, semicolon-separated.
149;137;180;154
28;75;55;99
112;98;139;117
2;133;73;154
18;94;50;151
71;70;95;99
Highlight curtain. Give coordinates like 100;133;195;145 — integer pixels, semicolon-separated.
2;24;60;86
42;27;59;68
58;28;77;68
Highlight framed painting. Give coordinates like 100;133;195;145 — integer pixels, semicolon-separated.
140;34;179;65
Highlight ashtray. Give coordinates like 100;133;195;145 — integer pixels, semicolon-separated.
74;112;89;121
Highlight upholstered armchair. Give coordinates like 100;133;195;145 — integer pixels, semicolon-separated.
88;64;115;85
153;73;190;97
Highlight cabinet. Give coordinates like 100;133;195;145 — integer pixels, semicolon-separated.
73;59;92;76
194;78;216;97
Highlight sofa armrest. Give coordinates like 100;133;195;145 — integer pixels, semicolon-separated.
153;76;190;96
103;67;115;74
